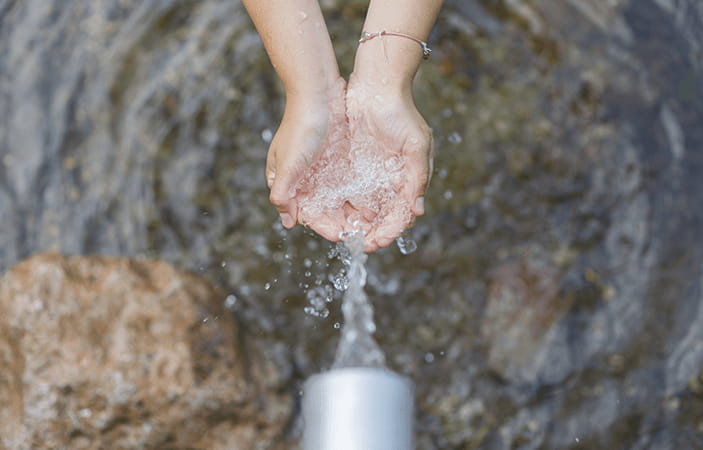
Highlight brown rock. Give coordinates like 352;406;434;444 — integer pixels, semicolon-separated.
482;259;573;384
0;253;293;449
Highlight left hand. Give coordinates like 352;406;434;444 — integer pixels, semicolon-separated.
266;77;349;239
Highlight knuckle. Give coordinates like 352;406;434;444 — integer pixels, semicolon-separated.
269;189;287;207
405;135;431;158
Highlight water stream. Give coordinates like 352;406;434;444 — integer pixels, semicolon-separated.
332;232;385;369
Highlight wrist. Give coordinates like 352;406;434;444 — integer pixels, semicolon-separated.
281;42;342;100
283;75;346;134
352;34;421;98
285;73;343;109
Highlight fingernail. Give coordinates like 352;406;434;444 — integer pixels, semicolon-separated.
280;213;294;228
414;197;425;215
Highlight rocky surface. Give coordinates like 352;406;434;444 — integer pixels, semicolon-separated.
482;259;573;385
1;0;703;448
0;253;293;449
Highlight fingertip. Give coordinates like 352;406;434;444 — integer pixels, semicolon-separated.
269;177;296;206
265;166;276;189
288;197;299;224
362;231;392;252
280;213;295;228
363;236;380;253
375;236;395;249
412;197;425;216
269;189;287;209
311;222;343;243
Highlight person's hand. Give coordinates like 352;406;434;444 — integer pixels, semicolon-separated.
291;73;433;252
265;77;349;237
243;0;441;252
291;74;433;251
268;72;432;253
343;73;433;252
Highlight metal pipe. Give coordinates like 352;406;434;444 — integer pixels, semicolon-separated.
303;367;414;450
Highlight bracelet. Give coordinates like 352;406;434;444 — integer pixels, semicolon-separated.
359;30;432;60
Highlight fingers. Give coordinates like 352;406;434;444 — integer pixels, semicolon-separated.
364;241;381;253
404;130;433;217
304;211;347;242
266;141;300;228
413;197;425;216
265;150;276;189
269;176;299;228
342;201;377;230
264;84;433;245
364;203;412;252
309;220;344;242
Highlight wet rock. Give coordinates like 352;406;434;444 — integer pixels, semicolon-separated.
1;0;703;448
482;259;573;384
0;253;293;450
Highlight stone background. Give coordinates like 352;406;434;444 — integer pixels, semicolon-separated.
1;0;702;448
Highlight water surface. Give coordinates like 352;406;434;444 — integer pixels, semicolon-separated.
1;0;702;448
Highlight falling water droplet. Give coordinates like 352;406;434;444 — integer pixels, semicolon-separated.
224;294;238;310
261;128;273;143
304;305;330;318
448;131;463;144
396;236;418;255
333;272;349;291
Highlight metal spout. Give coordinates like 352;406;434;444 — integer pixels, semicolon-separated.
303;368;414;450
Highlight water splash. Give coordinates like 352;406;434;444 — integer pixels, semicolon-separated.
304;285;334;318
332;232;386;369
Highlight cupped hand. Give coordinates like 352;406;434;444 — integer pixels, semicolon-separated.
343;73;434;252
265;76;350;239
269;74;433;252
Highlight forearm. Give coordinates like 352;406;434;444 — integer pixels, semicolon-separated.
354;0;443;94
242;0;340;102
